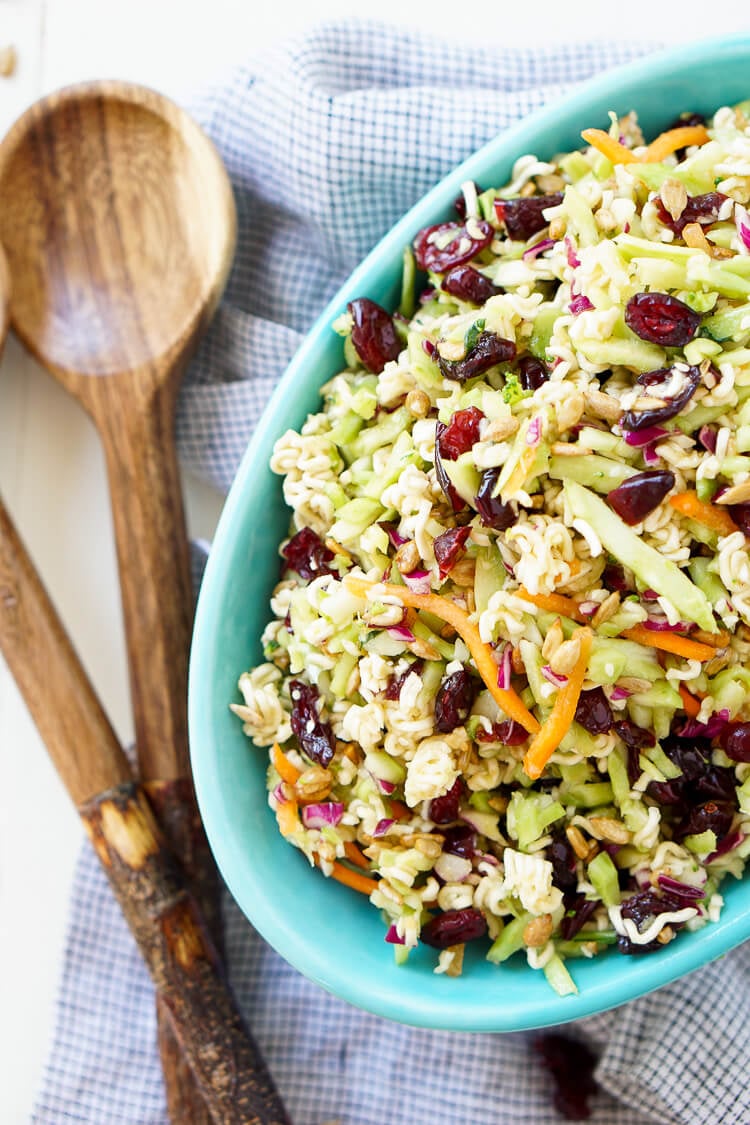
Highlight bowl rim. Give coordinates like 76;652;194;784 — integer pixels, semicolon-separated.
190;31;750;1031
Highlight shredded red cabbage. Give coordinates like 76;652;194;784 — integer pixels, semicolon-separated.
523;237;555;260
385;923;405;945
622;425;669;447
496;643;512;690
676;709;730;738
402;568;431;595
541;664;568;688
657;875;706;901
300;801;344;829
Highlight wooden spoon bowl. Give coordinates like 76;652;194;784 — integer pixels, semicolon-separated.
0;82;236;782
0;81;235;379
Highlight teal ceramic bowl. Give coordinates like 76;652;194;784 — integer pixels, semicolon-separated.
190;33;750;1031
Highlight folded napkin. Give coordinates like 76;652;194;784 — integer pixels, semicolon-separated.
32;22;750;1125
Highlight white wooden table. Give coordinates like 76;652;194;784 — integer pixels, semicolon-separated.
1;3;749;1120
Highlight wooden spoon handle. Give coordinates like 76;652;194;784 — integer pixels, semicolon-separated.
0;495;291;1123
82;783;292;1125
0;493;130;804
93;375;193;782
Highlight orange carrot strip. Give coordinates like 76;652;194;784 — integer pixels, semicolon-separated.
644;124;710;163
516;587;587;623
679;684;701;719
275;798;301;838
523;627;593;780
271;741;302;785
669;492;739;537
388;799;411;821
344;576;540;734
328;861;380;896
343;841;371;871
581;128;640;165
621;625;716;663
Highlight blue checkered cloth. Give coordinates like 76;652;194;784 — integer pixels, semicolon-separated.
31;22;750;1125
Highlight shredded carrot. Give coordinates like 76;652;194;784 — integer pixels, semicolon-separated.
523;627;593;781
275;798;301;838
643;124;710;163
669;492;739;537
328;861;380;896
582;124;709;169
388;799;411;821
678;684;702;719
581;128;640;165
621;625;717;663
271;742;302;786
516;587;586;623
343;841;371;870
344;576;540;734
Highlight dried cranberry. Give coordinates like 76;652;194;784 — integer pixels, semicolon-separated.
615;719;655;785
606;470;675;525
655;190;726;235
437;406;484;460
721;721;750;762
420;907;487;949
615;719;655;751
729;504;750;536
494;193;564;240
438;331;516;383
384;660;423;701
617;933;661;955
575;687;614;734
442;823;477;858
694;765;737;804
667;111;705;131
548;834;578;891
661;734;711;782
559;894;599;940
434;423;464;512
413;219;493;274
281;527;337;581
435;667;477;733
647;777;688;809
603;562;631;593
428;777;464;825
621;365;701;432
475;467;517;530
676;800;735;842
625;292;701;348
534;1033;598;1121
442;264;500;304
434;525;472;580
289;680;335;767
475;719;529;745
347;297;401;374
622;888;682;923
518;355;549;391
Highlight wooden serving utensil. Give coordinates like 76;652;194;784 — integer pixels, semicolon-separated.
0;83;236;1120
0;493;292;1125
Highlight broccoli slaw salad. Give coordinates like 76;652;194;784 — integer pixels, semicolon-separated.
232;104;750;996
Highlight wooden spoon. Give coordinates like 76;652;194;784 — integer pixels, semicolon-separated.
0;82;236;1120
0;244;289;1125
